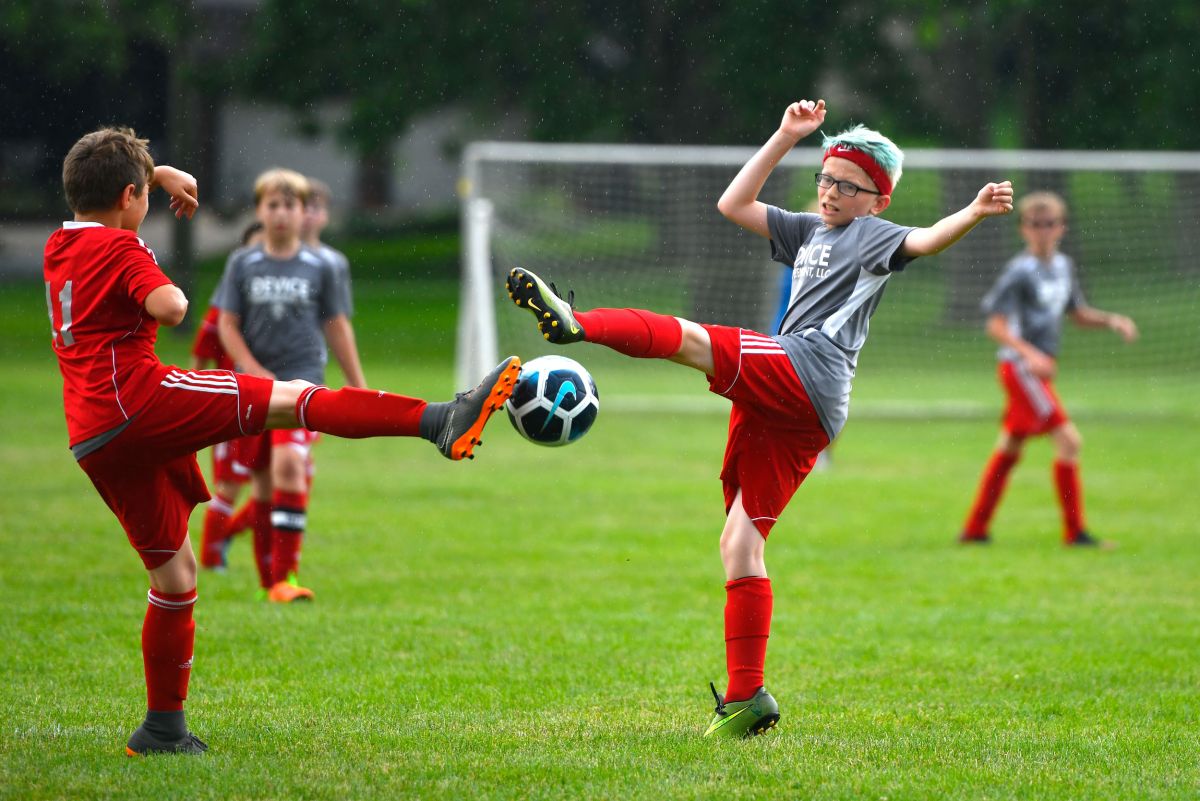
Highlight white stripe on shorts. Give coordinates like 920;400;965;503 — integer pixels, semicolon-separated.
161;369;238;395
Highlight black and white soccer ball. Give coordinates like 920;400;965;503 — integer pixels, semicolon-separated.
505;355;599;446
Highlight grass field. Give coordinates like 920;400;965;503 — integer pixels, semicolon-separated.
1;266;1198;800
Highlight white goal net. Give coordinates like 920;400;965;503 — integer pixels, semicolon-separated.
458;143;1200;416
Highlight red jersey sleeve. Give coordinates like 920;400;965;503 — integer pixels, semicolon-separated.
120;235;174;306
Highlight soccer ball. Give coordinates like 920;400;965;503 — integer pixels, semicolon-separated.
505;355;599;446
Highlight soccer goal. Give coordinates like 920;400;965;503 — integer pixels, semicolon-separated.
457;143;1200;417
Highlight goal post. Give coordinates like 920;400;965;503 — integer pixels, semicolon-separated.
458;142;1200;415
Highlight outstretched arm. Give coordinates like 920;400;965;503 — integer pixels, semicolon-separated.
1070;307;1138;342
902;181;1014;258
718;99;827;238
150;165;199;220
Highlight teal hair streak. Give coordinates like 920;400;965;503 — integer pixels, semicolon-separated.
822;124;905;188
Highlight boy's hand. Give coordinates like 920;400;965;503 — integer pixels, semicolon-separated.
153;166;200;220
779;99;826;142
1108;314;1138;343
972;181;1014;218
1023;349;1057;379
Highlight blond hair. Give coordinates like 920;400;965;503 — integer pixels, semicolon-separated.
1017;191;1068;223
62;127;155;213
253;168;310;205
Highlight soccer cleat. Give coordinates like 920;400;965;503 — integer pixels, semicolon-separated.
125;726;208;756
433;356;522;460
959;531;991;545
267;575;314;602
506;268;585;344
703;683;780;739
1066;530;1115;549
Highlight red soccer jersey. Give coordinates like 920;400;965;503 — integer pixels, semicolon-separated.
43;222;175;446
190;305;234;370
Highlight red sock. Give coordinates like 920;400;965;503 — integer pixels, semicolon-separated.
296;386;425;438
199;492;234;568
724;577;772;702
250;499;274;589
963;451;1020;536
1054;460;1086;541
226;500;254;538
573;308;683;358
143;588;197;711
270;490;308;584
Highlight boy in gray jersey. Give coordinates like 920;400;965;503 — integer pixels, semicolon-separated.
505;98;1013;738
960;191;1137;547
216;169;368;602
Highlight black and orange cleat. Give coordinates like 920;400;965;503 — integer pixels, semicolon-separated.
423;356;521;460
958;531;991;545
506;268;585;344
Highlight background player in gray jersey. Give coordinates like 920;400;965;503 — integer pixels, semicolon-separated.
504;98;1013;738
960;191;1137;547
217;168;366;602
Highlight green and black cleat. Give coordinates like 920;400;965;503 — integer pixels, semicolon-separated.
703;683;780;739
125;712;208;756
506;268;585;344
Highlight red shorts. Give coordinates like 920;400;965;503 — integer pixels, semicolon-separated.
77;368;273;569
704;325;830;538
211;438;252;484
236;428;319;472
999;361;1068;437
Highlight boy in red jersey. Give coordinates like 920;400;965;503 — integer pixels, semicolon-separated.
959;191;1137;547
44;127;520;756
506;99;1013;738
192;221;263;570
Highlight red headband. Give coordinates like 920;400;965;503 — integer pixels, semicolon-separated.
823;144;893;197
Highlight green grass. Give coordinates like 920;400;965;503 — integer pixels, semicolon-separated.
1;276;1198;800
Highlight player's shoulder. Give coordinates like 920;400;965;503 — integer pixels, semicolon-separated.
316;242;348;263
1004;251;1040;275
51;223;157;265
228;243;266;268
297;244;331;268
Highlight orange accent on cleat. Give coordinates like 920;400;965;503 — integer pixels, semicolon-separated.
125;747;141;757
447;357;522;461
268;580;314;603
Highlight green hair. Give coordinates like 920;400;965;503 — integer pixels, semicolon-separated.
822;124;904;189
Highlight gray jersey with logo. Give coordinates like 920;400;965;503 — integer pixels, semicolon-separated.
316;243;354;317
981;251;1085;362
215;244;347;384
766;206;915;439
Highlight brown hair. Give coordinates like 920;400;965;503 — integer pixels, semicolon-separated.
254;168;310;205
305;176;331;207
62;127;155;213
1017;191;1068;223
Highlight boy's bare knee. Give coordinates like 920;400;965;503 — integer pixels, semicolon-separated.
271;447;308;490
149;542;197;594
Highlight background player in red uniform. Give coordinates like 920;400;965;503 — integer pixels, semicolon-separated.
505;99;1013;738
960;191;1138;547
216;169;367;602
44;127;520;755
192;221;262;570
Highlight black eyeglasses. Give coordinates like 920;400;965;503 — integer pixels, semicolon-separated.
814;172;881;197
